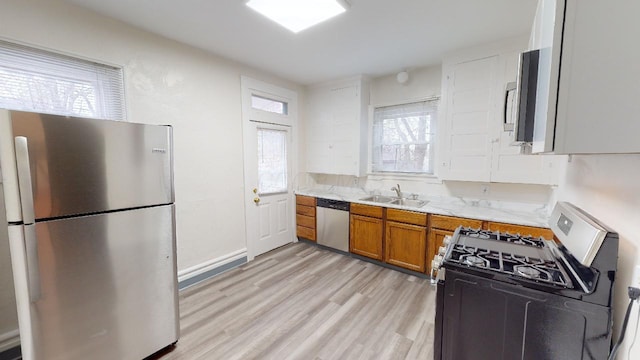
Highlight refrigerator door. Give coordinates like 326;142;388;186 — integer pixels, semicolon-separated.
8;205;179;360
0;110;173;222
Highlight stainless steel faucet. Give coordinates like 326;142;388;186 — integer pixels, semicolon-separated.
391;184;403;198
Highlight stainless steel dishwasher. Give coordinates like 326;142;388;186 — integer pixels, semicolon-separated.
316;198;350;252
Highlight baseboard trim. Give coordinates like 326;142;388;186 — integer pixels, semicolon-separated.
0;329;20;357
177;249;247;290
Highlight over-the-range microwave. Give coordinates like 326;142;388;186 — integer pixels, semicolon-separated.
514;49;540;144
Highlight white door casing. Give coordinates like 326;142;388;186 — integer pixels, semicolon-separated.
241;77;297;261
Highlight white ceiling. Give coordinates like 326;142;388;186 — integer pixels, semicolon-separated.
65;0;537;85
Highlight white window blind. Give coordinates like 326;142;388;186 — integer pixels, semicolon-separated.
371;100;438;174
0;40;125;120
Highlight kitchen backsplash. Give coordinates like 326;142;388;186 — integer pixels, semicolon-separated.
302;173;555;211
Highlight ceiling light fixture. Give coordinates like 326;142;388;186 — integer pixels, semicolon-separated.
246;0;347;33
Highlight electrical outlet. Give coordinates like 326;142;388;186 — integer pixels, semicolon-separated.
632;265;640;289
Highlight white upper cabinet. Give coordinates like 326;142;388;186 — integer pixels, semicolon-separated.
532;0;640;154
305;76;370;176
439;37;564;185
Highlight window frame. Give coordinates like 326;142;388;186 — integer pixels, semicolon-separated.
0;39;126;121
367;97;440;178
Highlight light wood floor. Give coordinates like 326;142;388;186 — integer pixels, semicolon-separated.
151;242;436;360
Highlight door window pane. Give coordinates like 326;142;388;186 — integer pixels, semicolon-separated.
251;94;288;115
257;128;288;194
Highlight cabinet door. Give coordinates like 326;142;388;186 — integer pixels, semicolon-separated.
440;55;498;182
350;214;383;260
428;228;454;268
489;51;564;185
553;0;640;154
305;77;369;176
439;37;563;185
385;221;427;272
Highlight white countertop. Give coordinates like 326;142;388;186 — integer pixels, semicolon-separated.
296;188;550;228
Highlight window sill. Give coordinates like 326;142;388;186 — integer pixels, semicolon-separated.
367;172;443;184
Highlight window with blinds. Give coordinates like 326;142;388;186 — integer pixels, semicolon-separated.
371;100;438;174
0;40;125;120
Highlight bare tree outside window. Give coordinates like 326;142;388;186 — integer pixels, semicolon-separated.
372;100;438;174
0;40;124;120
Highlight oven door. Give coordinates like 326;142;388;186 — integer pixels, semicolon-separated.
439;270;611;360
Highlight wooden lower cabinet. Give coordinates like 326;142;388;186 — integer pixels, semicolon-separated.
385;221;427;273
350;214;384;260
296;195;316;241
427;215;484;269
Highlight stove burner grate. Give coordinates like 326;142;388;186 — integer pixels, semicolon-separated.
447;242;570;288
458;227;547;248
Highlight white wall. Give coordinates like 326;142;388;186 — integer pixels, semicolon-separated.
0;0;302;270
370;66;441;106
555;154;640;360
0;0;304;347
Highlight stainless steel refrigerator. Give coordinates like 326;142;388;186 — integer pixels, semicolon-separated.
0;110;179;360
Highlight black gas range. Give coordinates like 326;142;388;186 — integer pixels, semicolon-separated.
432;202;618;360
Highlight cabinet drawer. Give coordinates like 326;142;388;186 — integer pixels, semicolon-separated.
296;204;316;217
297;225;316;241
387;208;427;226
350;203;383;218
296;195;316;206
296;214;315;229
487;222;553;240
430;215;483;231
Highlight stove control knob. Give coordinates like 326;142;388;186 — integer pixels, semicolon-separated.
438;246;447;256
432;255;443;268
443;235;452;245
430;256;444;285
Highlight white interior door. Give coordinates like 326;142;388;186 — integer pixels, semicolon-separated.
241;77;297;260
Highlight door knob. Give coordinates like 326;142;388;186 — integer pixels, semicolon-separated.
254;197;260;204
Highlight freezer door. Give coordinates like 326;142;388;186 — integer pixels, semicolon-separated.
8;205;179;360
0;110;173;221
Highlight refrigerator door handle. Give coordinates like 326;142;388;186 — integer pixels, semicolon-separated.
14;136;41;302
14;136;36;224
24;224;41;302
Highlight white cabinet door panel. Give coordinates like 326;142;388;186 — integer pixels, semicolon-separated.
441;55;498;182
305;78;369;176
440;38;564;185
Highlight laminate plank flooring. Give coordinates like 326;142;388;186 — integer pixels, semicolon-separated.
151;242;436;360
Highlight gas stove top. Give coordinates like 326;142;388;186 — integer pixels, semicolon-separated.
439;228;573;288
433;203;620;360
459;228;546;248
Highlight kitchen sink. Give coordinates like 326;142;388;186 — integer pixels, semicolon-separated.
359;195;428;208
359;195;396;203
390;198;428;208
